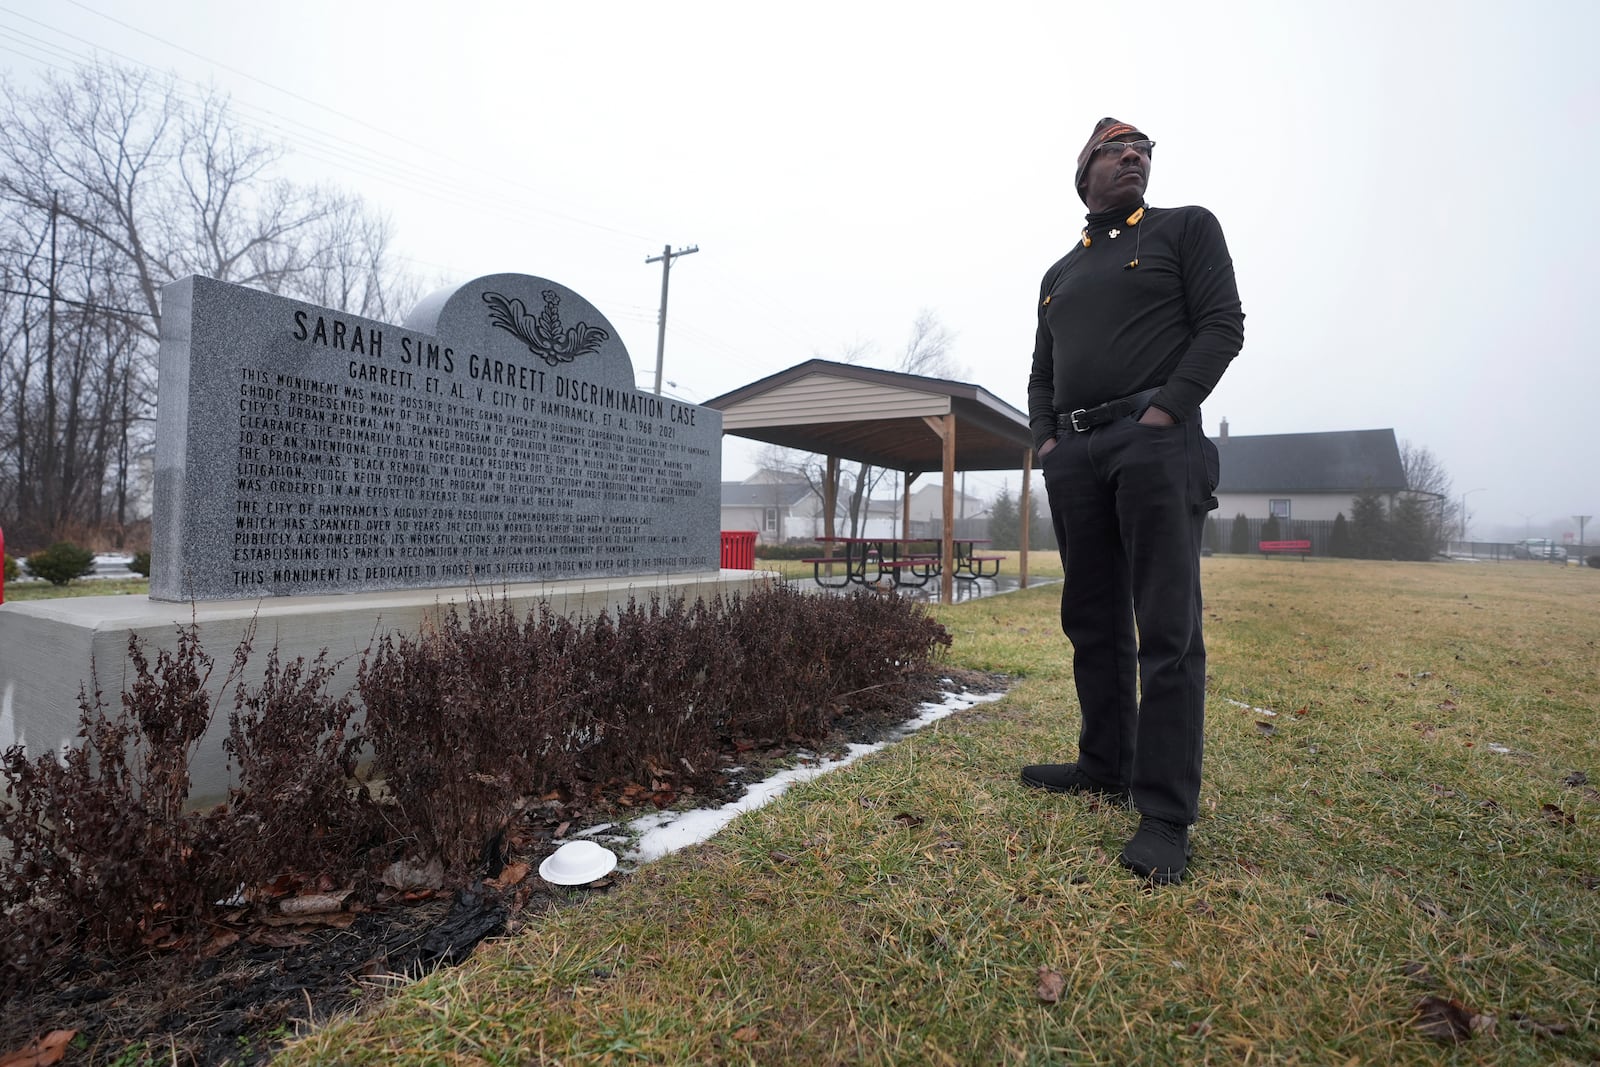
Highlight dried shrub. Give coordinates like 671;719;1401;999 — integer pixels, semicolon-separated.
360;586;949;876
716;585;851;740
0;627;236;996
575;597;723;788
358;597;573;875
2;582;953;991
748;541;827;561
714;586;950;741
223;643;373;889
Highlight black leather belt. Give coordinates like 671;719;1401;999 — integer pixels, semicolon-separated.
1056;387;1164;433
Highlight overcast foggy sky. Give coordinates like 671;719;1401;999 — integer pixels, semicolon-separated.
6;0;1597;539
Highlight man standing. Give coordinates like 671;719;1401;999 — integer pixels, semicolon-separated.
1023;118;1244;885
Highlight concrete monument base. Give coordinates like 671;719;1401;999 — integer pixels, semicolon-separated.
0;569;773;804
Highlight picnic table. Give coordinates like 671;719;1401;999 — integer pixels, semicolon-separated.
803;537;1002;588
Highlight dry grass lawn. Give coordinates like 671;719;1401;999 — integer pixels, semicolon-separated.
274;556;1599;1066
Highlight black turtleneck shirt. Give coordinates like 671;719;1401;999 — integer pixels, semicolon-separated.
1026;204;1245;452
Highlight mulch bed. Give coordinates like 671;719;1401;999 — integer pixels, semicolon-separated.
2;667;1008;1066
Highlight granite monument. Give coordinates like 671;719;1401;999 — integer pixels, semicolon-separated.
153;273;722;601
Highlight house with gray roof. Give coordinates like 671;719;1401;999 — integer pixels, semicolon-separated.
1212;422;1407;522
720;475;818;543
720;469;972;543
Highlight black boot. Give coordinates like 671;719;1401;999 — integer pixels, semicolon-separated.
1020;763;1131;803
1119;816;1191;885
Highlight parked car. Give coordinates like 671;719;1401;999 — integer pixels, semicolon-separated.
1512;538;1567;561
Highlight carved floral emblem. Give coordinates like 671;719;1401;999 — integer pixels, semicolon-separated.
482;289;609;366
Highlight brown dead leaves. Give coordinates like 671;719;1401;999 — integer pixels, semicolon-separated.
1411;995;1496;1042
1407;981;1574;1045
1540;803;1575;826
615;777;683;809
1035;965;1067;1004
0;1030;75;1067
380;856;445;893
276;888;355;919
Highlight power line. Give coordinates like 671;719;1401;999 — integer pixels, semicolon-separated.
3;5;661;244
0;12;801;383
0;242;155;284
0;285;151;317
62;0;447;159
0;25;648;255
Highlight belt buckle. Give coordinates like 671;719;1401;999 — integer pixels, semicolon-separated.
1069;408;1090;433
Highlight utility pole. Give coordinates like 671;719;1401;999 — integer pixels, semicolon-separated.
43;192;59;533
645;243;698;395
1575;515;1590;563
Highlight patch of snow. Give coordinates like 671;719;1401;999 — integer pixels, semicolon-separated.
1224;698;1276;717
612;688;1005;864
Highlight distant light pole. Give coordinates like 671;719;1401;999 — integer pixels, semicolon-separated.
1459;488;1486;541
1575;515;1591;563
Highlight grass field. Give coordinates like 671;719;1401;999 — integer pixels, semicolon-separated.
0;577;149;601
264;556;1598;1065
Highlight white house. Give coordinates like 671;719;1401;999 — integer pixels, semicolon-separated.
720;469;909;543
1212;422;1407;522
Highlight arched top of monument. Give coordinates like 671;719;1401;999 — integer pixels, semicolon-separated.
405;274;635;389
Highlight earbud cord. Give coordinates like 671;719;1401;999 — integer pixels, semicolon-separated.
1079;205;1147;269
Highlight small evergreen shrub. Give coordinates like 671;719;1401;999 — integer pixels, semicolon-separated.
130;551;152;577
754;542;828;561
3;552;17;582
1330;513;1352;558
1261;515;1282;543
1229;513;1252;554
23;541;96;585
1588;554;1599;569
1350;490;1389;559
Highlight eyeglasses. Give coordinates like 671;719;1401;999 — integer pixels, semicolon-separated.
1096;139;1156;157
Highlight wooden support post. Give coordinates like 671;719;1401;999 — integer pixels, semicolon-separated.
1020;447;1033;589
940;416;956;604
903;471;918;540
823;455;839;556
920;415;956;602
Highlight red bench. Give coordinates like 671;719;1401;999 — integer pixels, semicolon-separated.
1259;540;1311;559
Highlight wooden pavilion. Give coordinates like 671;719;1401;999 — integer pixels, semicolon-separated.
704;360;1040;601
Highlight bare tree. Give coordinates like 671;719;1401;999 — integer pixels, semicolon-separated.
1399;439;1457;553
840;311;962;535
754;443;843;544
0;60;415;548
898;308;960;379
299;198;420;322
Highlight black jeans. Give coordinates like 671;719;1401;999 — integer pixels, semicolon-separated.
1040;412;1219;825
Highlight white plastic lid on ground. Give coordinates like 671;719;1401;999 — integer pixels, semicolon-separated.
538;839;618;885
